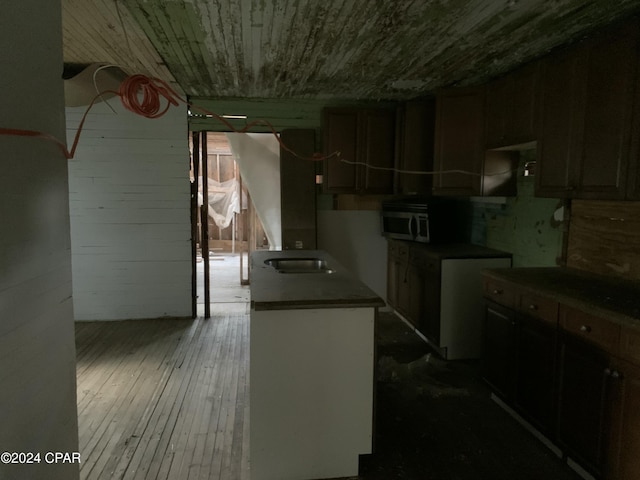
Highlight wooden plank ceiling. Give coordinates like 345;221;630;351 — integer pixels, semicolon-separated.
62;0;640;100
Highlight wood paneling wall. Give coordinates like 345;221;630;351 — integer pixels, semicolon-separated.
66;101;192;320
0;2;79;479
567;200;640;280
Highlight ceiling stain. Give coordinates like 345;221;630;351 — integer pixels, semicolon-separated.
62;0;640;100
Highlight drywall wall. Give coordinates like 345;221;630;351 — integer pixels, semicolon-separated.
0;2;79;479
317;210;387;305
66;101;191;320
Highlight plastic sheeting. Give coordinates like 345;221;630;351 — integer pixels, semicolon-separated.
197;177;241;229
226;132;282;250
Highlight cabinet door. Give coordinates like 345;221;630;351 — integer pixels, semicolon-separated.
608;358;640;480
483;301;516;401
323;108;359;193
434;87;485;196
514;314;557;435
386;248;399;309
389;242;411;320
507;61;539;145
485;62;539;148
485;75;510;148
397;100;435;195
408;257;441;343
387;240;408;313
361;109;396;194
627;49;640;199
536;45;587;197
397;268;411;321
557;332;610;478
578;24;638;199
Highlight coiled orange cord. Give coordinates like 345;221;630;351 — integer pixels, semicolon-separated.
119;74;182;119
0;73;335;162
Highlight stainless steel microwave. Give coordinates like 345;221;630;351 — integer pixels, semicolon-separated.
381;198;458;244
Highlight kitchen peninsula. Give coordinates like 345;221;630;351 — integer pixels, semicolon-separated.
249;250;384;480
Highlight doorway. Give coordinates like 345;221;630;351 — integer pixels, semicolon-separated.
190;132;274;317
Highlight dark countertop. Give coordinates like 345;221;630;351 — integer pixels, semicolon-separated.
388;239;512;260
411;242;513;259
250;250;385;311
483;266;640;329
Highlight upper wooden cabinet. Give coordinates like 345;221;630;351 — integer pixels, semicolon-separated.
627;26;640;201
322;107;396;194
395;99;435;195
535;44;588;197
485;61;540;148
536;20;639;199
433;86;485;196
434;86;518;197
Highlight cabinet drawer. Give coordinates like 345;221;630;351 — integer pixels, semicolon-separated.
560;306;620;354
483;278;517;308
411;249;439;271
518;292;558;325
389;241;409;260
620;327;640;366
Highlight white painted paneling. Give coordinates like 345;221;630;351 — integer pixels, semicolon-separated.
251;307;374;480
0;3;79;479
317;210;388;305
66;100;191;320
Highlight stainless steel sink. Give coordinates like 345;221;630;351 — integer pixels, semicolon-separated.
264;258;334;274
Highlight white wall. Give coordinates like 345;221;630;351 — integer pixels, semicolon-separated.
0;3;79;479
317;210;388;305
66;101;191;320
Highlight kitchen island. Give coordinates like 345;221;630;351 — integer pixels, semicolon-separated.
250;250;384;480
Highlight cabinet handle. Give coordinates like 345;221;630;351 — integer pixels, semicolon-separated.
580;325;592;333
605;368;623;380
493;289;503;295
528;304;538;311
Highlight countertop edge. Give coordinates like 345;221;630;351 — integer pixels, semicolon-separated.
482;267;640;331
251;298;385;311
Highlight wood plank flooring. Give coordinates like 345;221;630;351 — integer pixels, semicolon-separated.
75;304;250;480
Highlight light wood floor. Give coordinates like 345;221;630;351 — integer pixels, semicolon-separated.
75;304;249;480
76;254;250;480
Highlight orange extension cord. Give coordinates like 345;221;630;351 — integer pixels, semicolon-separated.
0;74;333;162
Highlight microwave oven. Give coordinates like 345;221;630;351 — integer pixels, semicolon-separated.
381;198;458;244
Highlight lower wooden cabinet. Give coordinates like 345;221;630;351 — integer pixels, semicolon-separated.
482;301;557;435
387;240;408;317
514;315;557;435
483;276;640;480
557;331;611;478
408;250;441;341
483;301;516;401
608;358;640;480
387;240;511;359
